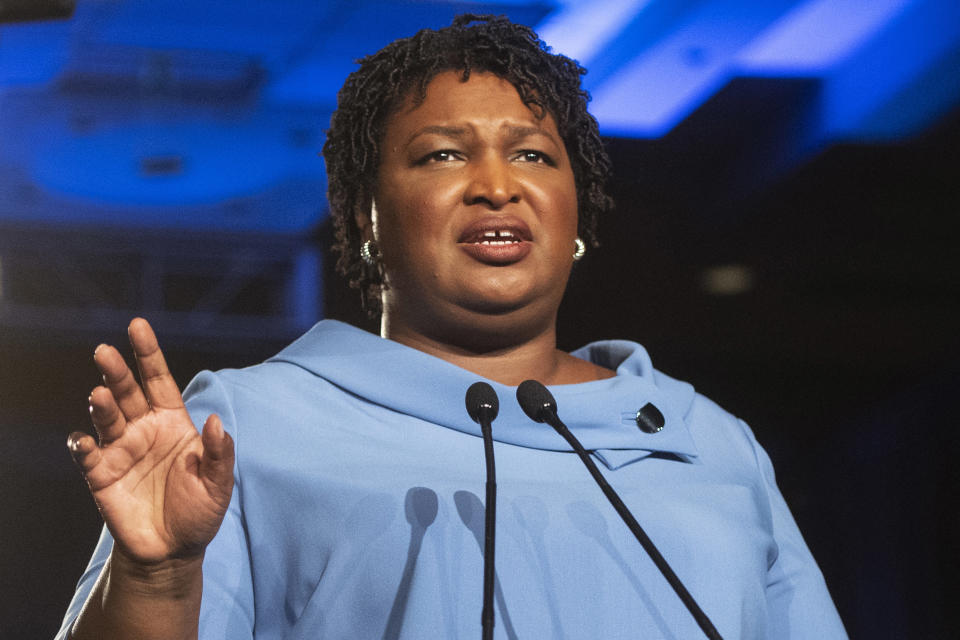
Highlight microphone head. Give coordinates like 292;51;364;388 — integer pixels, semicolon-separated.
516;379;557;423
465;381;499;423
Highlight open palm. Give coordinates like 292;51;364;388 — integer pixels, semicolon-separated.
68;318;235;564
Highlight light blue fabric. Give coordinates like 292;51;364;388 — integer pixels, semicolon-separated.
56;320;847;639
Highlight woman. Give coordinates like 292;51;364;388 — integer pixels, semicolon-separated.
58;15;846;640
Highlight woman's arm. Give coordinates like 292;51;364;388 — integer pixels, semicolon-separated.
741;419;849;639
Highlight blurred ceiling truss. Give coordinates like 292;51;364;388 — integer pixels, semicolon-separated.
0;226;321;344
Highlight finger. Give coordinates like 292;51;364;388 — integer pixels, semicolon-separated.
200;415;235;503
128;317;184;411
94;343;150;422
89;385;127;445
67;431;103;475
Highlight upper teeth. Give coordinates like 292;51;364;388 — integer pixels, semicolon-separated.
479;230;518;244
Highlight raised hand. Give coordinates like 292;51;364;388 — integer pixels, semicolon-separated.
68;318;235;565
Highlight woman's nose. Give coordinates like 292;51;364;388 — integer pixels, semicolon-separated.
464;155;521;209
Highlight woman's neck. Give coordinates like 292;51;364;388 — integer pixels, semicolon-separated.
381;316;614;386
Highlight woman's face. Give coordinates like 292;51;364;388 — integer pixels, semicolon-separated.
368;71;579;346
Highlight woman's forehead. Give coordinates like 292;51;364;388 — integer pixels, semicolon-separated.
383;71;557;140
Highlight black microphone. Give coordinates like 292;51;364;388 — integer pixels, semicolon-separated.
465;382;499;640
516;380;723;640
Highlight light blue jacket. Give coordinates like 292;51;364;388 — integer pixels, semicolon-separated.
57;320;847;639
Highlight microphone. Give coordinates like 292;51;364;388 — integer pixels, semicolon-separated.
516;380;724;640
465;382;499;640
466;381;499;424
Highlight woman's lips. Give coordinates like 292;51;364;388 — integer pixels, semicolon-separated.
457;217;533;265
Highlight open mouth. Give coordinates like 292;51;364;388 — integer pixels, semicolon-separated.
458;217;533;245
457;219;533;264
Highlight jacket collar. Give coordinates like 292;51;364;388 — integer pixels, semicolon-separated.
269;320;699;469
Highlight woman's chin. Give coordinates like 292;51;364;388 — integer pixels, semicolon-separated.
452;287;538;317
384;275;559;333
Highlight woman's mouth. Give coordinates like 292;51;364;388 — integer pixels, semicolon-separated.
458;219;533;264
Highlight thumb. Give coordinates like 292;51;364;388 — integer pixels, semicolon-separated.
199;414;235;501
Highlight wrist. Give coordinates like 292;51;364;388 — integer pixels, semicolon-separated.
107;548;205;599
70;549;205;640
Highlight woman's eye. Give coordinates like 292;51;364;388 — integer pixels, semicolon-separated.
419;150;460;164
515;150;554;165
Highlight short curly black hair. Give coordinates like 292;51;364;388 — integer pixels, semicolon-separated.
322;13;613;314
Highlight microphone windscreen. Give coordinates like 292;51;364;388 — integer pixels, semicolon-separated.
465;381;500;423
516;380;556;423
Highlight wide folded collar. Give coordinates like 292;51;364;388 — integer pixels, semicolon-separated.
269;320;699;469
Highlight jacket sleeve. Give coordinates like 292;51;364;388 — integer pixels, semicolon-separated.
53;525;113;640
741;419;849;639
185;370;256;640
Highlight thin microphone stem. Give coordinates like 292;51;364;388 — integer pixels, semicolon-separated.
466;382;499;640
479;410;497;640
543;410;723;640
